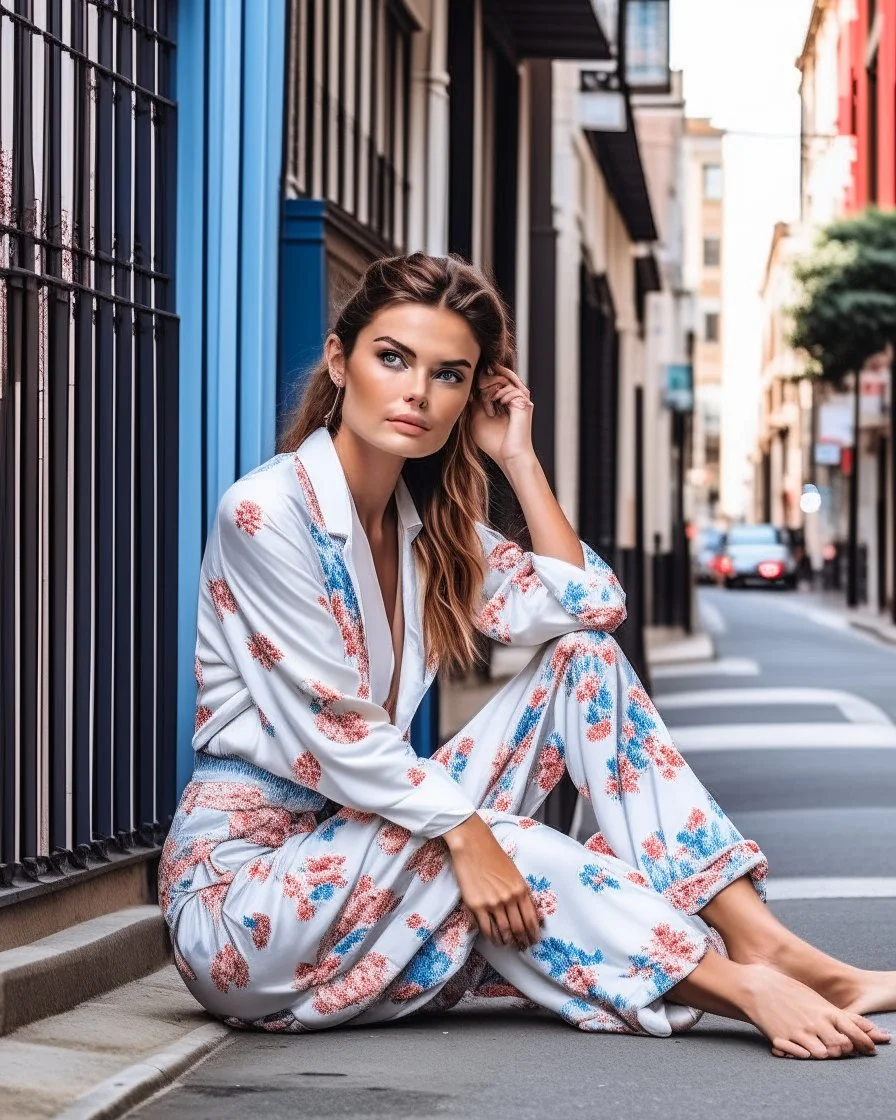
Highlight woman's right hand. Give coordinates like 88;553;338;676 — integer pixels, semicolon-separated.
442;813;542;950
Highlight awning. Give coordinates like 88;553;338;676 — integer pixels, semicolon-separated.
495;1;612;59
586;99;658;243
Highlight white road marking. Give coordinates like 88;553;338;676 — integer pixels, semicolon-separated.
673;723;896;750
698;598;727;635
653;657;760;680
655;687;892;726
766;878;896;901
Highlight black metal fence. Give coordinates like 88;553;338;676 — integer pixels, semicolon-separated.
0;0;178;894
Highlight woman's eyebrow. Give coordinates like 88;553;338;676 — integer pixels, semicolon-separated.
373;335;472;369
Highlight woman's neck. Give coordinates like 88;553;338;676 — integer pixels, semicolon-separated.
331;425;404;539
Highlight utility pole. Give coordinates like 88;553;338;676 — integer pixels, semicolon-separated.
847;369;861;608
890;354;896;622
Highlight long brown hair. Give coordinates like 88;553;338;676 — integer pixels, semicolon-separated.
278;252;516;673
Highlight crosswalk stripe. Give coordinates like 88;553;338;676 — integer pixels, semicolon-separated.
652;658;760;680
673;723;896;750
656;687;892;726
766;877;896;900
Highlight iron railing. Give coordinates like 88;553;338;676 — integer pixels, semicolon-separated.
0;0;178;897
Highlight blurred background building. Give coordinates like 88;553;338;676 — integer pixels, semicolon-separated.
753;0;896;611
682;117;724;527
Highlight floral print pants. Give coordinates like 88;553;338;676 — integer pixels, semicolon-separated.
162;629;768;1036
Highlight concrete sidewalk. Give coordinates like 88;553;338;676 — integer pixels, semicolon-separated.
0;960;228;1120
787;586;896;646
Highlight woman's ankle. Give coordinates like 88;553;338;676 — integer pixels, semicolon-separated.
667;950;752;1022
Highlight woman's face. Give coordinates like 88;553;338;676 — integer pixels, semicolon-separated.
326;302;481;458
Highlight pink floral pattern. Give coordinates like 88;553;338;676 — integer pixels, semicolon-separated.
292;751;322;789
234;500;265;536
313;707;369;743
404;839;448;883
282;854;348;922
208;578;238;621
246;632;284;671
211;944;250;994
194;705;213;732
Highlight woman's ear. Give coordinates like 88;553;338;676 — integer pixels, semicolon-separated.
324;334;346;384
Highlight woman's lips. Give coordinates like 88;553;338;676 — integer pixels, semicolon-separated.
388;418;429;435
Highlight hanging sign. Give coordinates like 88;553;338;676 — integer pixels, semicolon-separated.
663;363;693;411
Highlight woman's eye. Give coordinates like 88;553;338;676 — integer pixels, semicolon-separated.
380;351;462;384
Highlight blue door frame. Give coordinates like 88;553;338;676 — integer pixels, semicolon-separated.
175;0;287;793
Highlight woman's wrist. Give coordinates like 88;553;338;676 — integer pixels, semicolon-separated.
497;450;541;483
441;812;487;854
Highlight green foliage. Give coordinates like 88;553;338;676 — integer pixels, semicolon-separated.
790;209;896;383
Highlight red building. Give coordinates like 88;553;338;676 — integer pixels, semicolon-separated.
840;0;896;211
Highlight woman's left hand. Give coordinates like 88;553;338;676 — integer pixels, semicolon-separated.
470;363;535;469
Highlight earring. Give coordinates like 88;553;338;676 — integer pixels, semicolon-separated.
324;381;343;428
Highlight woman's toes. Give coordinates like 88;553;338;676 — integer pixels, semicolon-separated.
848;1011;890;1043
796;1033;831;1059
772;1039;811;1059
837;1013;877;1055
821;1028;854;1056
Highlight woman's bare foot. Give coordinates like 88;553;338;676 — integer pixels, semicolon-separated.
669;951;888;1059
729;927;896;1018
701;879;896;1017
739;965;886;1059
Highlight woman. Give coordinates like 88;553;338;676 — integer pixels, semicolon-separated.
161;253;895;1057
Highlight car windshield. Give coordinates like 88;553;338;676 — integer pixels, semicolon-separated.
728;525;780;546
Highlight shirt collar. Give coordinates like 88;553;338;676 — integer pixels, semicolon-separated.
295;426;423;542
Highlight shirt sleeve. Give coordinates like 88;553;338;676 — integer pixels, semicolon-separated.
474;523;627;646
200;482;477;839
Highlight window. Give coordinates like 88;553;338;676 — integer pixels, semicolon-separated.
703;236;720;267
703;163;722;200
728;525;781;546
288;0;414;246
704;312;720;342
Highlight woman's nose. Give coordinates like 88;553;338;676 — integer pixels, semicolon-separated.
403;371;429;403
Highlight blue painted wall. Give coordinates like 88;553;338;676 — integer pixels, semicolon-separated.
175;0;287;793
278;200;329;416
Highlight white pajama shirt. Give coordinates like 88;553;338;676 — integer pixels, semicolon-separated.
160;427;767;1036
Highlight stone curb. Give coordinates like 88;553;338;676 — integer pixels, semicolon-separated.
0;906;170;1036
849;615;896;645
53;1022;232;1120
647;630;715;668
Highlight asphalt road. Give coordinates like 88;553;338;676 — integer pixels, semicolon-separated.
135;587;896;1120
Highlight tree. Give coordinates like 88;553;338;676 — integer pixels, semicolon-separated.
790;209;896;613
791;209;896;382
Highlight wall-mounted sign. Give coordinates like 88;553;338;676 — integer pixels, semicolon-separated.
579;65;627;132
817;394;853;445
626;0;671;93
814;443;841;466
663;362;693;411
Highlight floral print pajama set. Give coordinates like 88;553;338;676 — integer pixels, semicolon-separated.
160;427;768;1037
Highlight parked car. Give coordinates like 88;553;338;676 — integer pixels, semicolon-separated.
717;524;798;589
694;527;725;584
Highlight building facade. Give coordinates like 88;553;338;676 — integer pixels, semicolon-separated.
632;71;696;631
753;0;895;610
680;119;724;527
839;0;896;212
